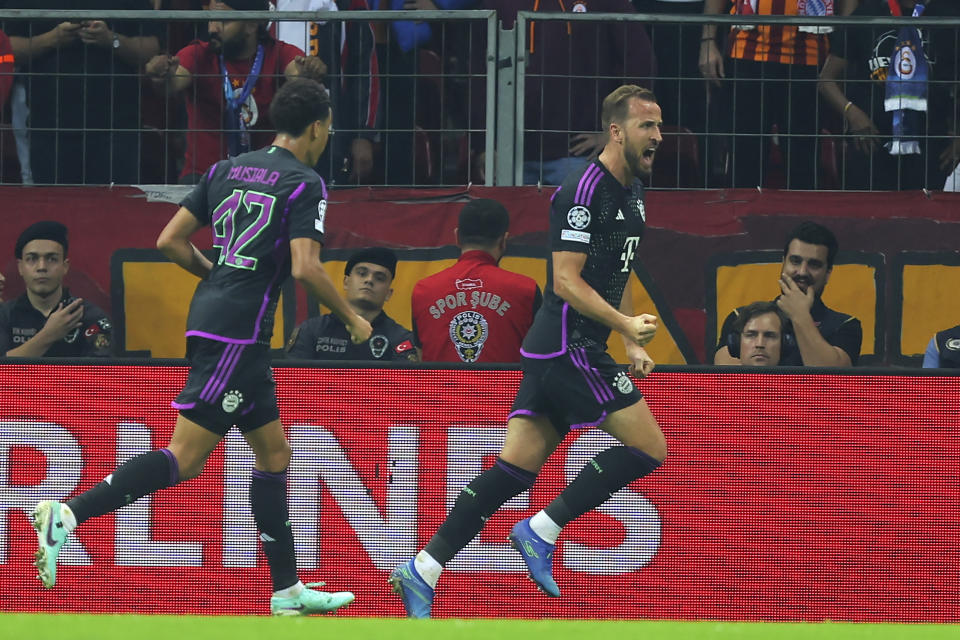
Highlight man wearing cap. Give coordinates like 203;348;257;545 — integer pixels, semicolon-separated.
411;199;542;363
286;247;417;361
0;221;113;357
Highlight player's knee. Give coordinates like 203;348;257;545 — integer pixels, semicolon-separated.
257;439;292;473
177;457;207;481
165;445;208;481
648;440;668;464
640;432;668;464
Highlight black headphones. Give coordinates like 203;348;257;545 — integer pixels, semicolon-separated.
727;304;797;363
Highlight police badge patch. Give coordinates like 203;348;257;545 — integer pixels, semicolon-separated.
449;310;489;363
370;334;389;359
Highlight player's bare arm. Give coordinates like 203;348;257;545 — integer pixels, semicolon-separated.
553;251;656;346
619;283;656;377
156;207;213;279
290;237;372;344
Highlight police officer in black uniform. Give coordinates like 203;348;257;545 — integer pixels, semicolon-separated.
286;247;417;361
0;221;112;357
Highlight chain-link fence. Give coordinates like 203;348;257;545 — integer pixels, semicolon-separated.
0;9;957;190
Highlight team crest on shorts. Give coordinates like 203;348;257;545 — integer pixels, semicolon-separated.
222;390;244;413
370;334;389;359
449;310;489;363
614;371;634;394
947;338;960;351
567;206;591;230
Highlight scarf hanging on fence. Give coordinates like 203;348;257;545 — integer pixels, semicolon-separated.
733;0;834;31
221;44;265;158
797;0;834;34
884;4;927;156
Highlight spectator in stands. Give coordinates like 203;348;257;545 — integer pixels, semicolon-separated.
0;28;13;108
144;0;326;184
0;271;5;303
470;0;656;185
273;0;380;184
0;221;113;358
923;323;960;368
411;199;541;363
632;1;705;171
818;0;960;190
727;300;793;366
2;1;161;185
714;221;862;367
286;247;418;361
699;0;857;189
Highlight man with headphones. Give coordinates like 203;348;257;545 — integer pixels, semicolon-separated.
714;221;862;367
728;301;794;367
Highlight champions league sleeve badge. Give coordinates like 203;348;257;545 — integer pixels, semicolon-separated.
449;310;489;363
369;334;389;359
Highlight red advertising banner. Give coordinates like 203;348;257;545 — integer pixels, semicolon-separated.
1;364;958;621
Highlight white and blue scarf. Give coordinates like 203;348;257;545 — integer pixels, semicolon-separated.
884;4;928;156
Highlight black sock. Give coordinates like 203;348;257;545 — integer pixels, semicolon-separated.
544;446;661;527
424;458;536;565
250;469;298;592
67;449;179;525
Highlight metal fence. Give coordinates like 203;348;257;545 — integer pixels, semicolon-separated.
0;10;958;190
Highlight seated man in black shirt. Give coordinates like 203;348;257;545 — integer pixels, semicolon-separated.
714;222;862;367
0;221;112;357
286;247;417;361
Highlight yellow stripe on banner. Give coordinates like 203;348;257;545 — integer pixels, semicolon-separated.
901;264;960;356
122;262;287;358
608;272;685;366
715;262;876;357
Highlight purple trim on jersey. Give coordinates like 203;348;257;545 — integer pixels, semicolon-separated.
579;167;604;206
184;330;256;345
320;177;328;200
549;186;561;202
250;181;306;343
200;343;238;402
160;447;180;487
207;163;217;182
570;410;608;430
252;468;287;483
240;402;256;416
574;164;600;205
508;409;543;420
571;348;614;403
495;459;536;487
520;302;570;359
171;401;196;410
206;343;246;402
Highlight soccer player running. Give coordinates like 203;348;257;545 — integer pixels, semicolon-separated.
390;85;666;617
31;78;372;616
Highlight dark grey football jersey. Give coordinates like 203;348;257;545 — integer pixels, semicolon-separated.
179;146;327;345
522;160;647;357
